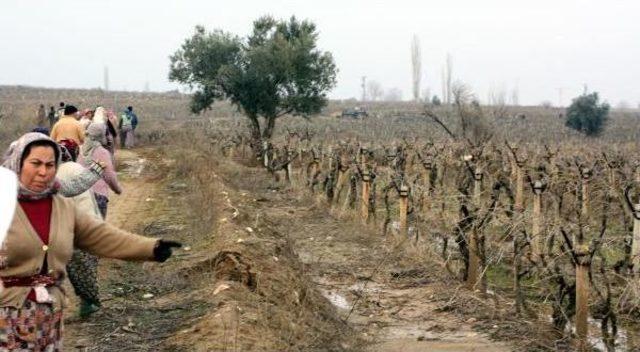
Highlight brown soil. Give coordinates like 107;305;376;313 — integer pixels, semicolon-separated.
214;158;512;352
64;147;513;351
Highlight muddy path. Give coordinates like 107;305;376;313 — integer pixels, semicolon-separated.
64;149;157;349
64;148;209;351
223;165;513;351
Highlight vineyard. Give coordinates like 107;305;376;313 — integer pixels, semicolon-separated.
2;86;640;351
202;94;640;351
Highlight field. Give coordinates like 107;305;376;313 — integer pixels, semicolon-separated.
2;85;640;351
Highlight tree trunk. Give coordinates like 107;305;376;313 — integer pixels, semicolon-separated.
262;115;276;139
248;115;263;158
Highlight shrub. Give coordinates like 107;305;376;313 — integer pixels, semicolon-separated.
565;92;610;136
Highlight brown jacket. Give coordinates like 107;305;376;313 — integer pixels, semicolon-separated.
50;116;85;144
1;195;157;310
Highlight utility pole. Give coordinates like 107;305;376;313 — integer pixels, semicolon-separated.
361;76;367;102
103;66;110;91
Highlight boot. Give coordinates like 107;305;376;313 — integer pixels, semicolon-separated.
78;299;100;318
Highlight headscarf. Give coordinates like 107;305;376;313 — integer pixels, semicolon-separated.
2;132;62;200
105;109;118;137
80;123;107;161
93;107;107;124
80;109;93;118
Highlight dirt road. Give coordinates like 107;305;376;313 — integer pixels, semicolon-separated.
65;149;208;351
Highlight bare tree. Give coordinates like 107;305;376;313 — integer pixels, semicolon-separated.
488;87;508;119
422;87;431;103
361;76;367;102
511;85;519;106
411;35;422;102
367;80;384;102
441;67;446;105
445;53;453;105
425;82;492;146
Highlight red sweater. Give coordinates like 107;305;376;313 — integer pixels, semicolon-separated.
19;198;52;245
18;197;52;301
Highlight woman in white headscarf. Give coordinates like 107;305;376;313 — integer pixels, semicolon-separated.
0;167;17;271
0;132;180;350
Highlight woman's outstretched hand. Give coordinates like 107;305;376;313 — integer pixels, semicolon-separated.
153;240;182;262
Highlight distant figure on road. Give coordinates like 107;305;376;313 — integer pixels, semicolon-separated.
79;109;94;130
55;102;65;122
79;123;122;218
47;106;56;128
36;104;46;127
50;105;85;145
105;109;118;157
119;106;138;148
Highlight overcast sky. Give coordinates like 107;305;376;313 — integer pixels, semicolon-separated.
1;0;638;106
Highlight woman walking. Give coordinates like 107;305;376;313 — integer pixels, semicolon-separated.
78;123;121;218
0;132;180;350
105;109;118;158
118;108;136;149
57;139;104;317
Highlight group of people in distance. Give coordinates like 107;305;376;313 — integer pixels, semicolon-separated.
37;102;139;150
0;102;180;350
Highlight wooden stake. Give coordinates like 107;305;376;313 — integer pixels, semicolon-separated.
575;244;590;352
308;158;319;186
510;146;519;181
334;165;348;204
422;161;432;214
467;168;484;293
286;151;294;184
632;203;640;275
573;168;592;351
532;181;544;258
398;185;409;238
515;162;524;212
262;141;269;168
361;172;371;222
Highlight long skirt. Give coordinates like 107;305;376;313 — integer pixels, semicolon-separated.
67;195;105;307
0;301;63;351
66;250;100;305
120;126;135;149
105;134;116;164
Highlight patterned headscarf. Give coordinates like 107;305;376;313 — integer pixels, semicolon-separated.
2;132;62;200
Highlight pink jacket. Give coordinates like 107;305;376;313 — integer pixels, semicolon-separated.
78;147;122;198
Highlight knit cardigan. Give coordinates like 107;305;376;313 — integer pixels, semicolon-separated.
1;195;157;310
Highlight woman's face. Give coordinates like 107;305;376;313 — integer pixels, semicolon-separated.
20;146;56;192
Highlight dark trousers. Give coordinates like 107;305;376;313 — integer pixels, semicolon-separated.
94;194;109;219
